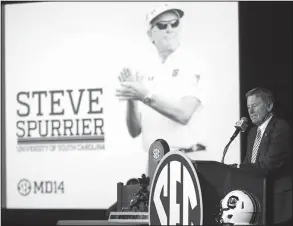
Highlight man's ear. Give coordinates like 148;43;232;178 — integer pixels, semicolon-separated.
267;102;273;112
147;29;154;44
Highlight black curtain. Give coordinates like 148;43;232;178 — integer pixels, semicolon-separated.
239;2;293;161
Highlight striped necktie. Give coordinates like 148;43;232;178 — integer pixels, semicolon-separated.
251;128;262;163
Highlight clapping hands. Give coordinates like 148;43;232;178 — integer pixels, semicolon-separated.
118;68;136;83
116;68;149;101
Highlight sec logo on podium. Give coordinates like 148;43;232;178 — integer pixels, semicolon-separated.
149;151;203;225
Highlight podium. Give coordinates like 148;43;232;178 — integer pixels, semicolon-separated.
193;161;272;225
147;140;272;225
57;140;273;225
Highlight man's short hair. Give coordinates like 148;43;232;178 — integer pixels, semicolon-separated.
245;87;275;105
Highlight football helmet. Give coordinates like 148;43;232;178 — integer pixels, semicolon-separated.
216;190;261;225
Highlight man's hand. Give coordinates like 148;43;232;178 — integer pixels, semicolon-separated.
118;68;136;83
116;82;149;101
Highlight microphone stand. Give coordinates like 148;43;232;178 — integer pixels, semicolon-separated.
221;130;239;163
221;140;233;163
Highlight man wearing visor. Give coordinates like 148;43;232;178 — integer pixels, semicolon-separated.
116;4;209;156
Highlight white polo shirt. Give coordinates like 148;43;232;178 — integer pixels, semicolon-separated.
137;48;210;152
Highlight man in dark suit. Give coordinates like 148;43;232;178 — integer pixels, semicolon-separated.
241;87;292;225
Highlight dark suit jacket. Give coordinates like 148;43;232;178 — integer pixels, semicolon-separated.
241;115;292;223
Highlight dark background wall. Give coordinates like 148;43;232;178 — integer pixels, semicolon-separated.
1;2;293;226
239;2;293;161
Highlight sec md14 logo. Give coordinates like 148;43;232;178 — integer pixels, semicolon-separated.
18;179;64;196
149;151;203;225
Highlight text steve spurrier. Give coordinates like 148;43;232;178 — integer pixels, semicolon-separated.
16;88;104;144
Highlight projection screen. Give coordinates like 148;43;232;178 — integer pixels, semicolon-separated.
2;2;240;209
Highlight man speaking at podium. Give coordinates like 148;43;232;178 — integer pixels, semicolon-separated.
241;87;292;226
116;4;208;154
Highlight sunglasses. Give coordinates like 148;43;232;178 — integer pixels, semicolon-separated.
153;19;180;30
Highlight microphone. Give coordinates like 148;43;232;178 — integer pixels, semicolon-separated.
221;117;248;163
230;117;249;142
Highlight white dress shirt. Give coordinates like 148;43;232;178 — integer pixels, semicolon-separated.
258;114;274;139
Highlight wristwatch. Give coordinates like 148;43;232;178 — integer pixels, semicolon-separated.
143;92;153;105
